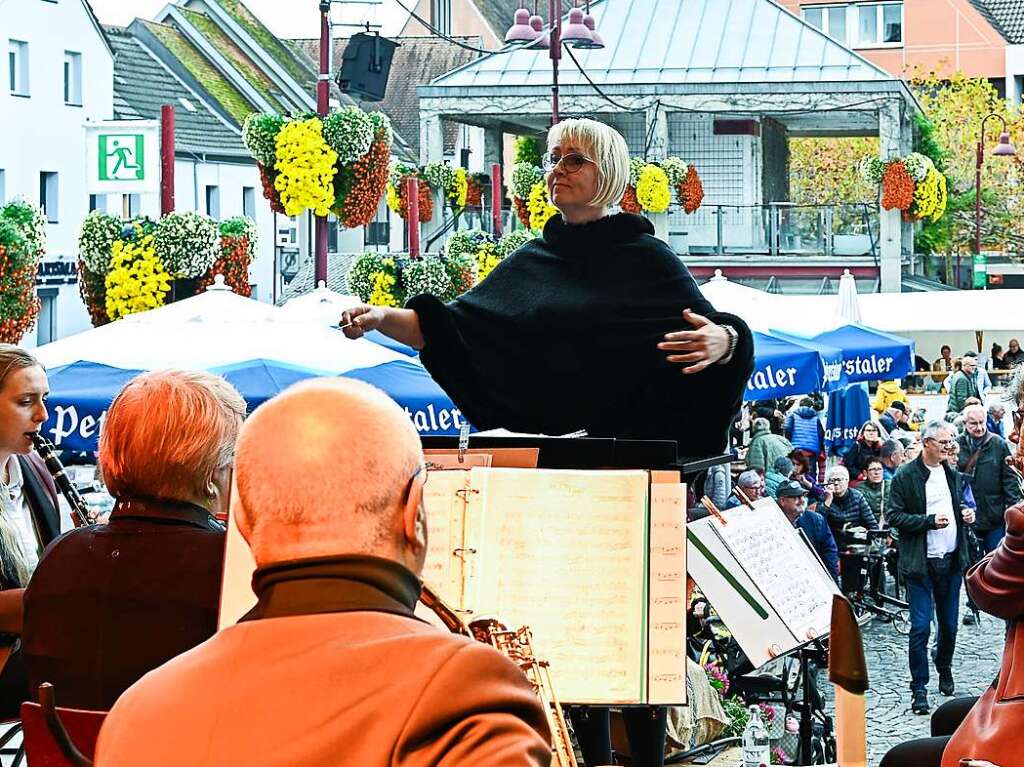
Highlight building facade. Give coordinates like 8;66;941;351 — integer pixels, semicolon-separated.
777;0;1024;101
0;0;114;345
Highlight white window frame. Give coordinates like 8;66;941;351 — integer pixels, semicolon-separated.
802;4;850;44
8;40;29;96
802;2;903;50
39;171;58;223
205;185;220;219
63;50;82;106
242;186;256;220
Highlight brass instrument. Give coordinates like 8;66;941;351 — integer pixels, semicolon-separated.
30;433;93;527
420;585;578;767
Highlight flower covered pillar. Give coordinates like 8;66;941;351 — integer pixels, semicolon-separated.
878;100;904;294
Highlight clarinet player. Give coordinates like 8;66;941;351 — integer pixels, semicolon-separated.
0;345;60;717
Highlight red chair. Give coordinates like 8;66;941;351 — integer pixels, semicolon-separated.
20;684;104;767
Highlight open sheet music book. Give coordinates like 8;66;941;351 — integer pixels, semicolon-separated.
687;497;840;667
423;467;687;706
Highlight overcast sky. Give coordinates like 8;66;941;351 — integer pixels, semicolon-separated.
89;0;411;38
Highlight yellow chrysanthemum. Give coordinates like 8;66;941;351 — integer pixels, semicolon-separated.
104;234;172;320
635;164;671;213
527;181;558;230
475;242;501;283
386;182;402;214
273;118;338;217
449;167;469;207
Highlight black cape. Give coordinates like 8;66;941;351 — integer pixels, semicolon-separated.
408;213;753;457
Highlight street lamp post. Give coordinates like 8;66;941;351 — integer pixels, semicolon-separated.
972;113;1016;289
314;0;332;286
505;2;604;127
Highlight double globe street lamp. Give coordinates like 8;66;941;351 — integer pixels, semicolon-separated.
505;2;605;126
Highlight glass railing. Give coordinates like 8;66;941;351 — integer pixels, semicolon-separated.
667;202;880;257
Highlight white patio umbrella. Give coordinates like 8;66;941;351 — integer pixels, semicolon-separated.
34;305;403;373
120;274;280;326
836;268;862;324
278;280;362;327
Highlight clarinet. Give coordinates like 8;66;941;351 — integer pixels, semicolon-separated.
30;433;93;527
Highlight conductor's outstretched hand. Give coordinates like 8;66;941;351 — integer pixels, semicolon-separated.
340;305;385;339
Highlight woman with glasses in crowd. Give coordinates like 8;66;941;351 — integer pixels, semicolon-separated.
843;421;884;481
342;118;755;767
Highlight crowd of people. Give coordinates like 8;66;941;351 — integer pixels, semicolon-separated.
708;352;1024;767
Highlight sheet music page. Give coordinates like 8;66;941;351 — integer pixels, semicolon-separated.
422;469;471;607
647;478;687;705
714;498;839;642
466;468;650;704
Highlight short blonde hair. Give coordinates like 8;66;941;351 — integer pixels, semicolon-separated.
99;370;246;502
547;118;630;208
234;378;423;564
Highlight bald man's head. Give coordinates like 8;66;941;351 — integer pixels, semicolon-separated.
234;379;427;570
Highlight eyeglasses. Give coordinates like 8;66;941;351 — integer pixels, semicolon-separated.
925;438;956;447
542;152;594;174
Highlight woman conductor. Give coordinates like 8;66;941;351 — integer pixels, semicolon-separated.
343;119;754;767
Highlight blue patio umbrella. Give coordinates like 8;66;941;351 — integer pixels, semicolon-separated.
804;324;915;384
745;332;844;401
43;358;464;453
342;360;468;436
825;384;872;458
364;330;417;358
44;361;142;453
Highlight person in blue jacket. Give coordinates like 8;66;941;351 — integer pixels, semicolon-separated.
776;480;839;583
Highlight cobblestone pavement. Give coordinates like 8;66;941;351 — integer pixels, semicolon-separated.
861;593;1005;764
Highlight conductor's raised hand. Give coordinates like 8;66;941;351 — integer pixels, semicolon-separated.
658;309;730;374
340;305;385;339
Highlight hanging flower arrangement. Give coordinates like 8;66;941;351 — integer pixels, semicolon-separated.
449;167;469;209
154;211;219;278
510;162;543;228
273;118;338;217
259;164;285;214
861;153;947;222
105;234;172;321
387;169;434;223
77;211;225;326
78;261;109;327
620;157;701;214
197;217;257;296
347;229;536;307
466;172;489;208
527;180;558;230
334;114;393;229
636;165;671;213
321;106;375;165
244;108;393;226
403;257;452;299
79;210;122;274
880;161;915;212
681;164;704;214
0;201;45;343
619;185;642;214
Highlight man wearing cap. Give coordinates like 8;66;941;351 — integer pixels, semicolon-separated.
879;401;909;435
777;480;839;583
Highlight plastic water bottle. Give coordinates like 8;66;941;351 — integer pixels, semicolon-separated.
742;705;771;767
